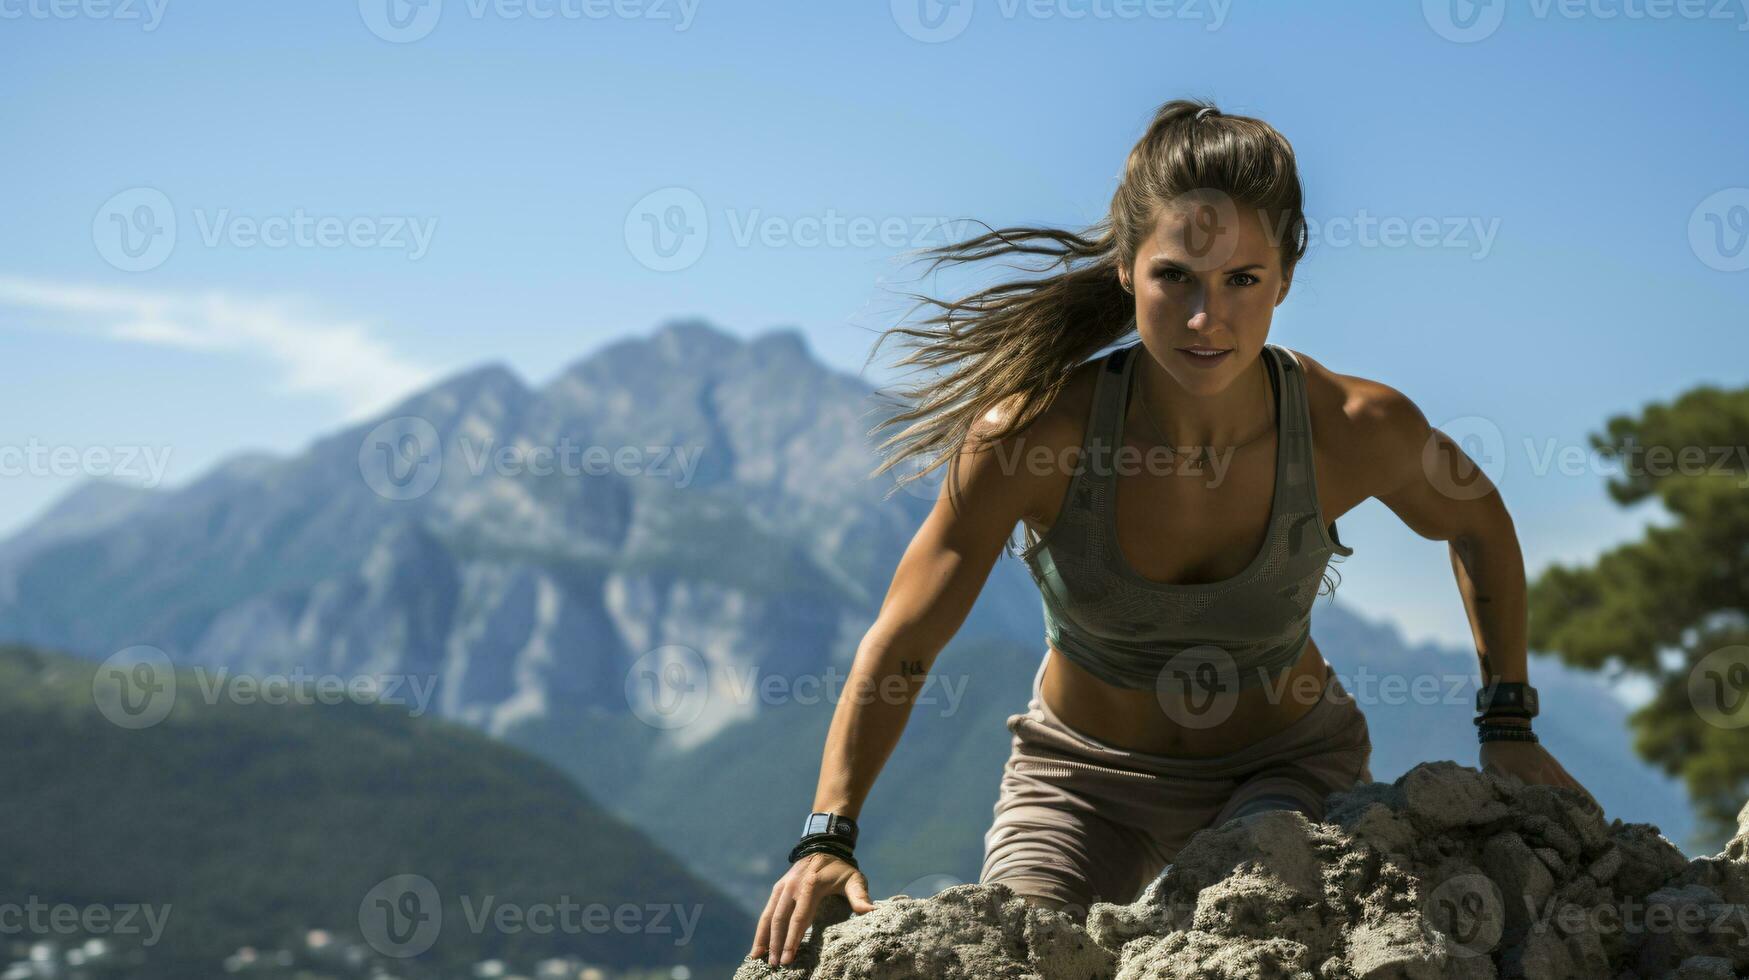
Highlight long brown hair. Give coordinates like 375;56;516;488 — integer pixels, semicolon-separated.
866;98;1339;588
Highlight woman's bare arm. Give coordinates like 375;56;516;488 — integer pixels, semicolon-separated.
752;399;1056;966
814;411;1046;817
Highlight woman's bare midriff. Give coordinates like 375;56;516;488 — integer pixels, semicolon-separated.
1039;635;1334;757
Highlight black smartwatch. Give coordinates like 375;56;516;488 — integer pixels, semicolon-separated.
799;811;859;849
1474;681;1538;724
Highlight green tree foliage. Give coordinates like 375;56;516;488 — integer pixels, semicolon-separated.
1527;382;1749;849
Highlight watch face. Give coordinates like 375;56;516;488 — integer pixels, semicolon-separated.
1477;683;1538;714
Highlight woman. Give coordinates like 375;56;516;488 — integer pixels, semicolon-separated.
749;98;1598;968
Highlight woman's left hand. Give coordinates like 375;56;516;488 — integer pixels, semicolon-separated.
1480;739;1603;816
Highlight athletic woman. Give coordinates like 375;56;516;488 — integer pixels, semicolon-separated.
750;98;1598;968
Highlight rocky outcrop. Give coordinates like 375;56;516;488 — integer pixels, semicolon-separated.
738;762;1749;980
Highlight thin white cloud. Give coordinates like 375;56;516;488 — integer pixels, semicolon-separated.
0;277;438;422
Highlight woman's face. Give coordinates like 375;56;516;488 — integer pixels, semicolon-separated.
1119;200;1293;392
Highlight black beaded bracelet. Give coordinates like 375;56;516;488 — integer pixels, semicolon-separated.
1477;724;1539;744
788;833;856;862
1472;709;1534;727
788;839;858;869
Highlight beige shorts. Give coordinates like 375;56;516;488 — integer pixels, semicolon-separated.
979;653;1373;912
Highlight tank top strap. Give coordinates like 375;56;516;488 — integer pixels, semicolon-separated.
1080;343;1136;502
1269;344;1320;515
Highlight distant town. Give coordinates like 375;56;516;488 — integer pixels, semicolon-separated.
3;933;701;980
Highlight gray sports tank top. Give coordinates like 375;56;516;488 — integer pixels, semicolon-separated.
1008;341;1354;691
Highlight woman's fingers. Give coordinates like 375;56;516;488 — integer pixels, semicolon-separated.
750;890;773;959
782;881;818;965
750;856;868;965
846;872;875;914
764;888;797;966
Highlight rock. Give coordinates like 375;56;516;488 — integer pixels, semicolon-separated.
1398;762;1516;833
1481;832;1554;944
1587;845;1624;884
733;884;1113;980
744;763;1749;980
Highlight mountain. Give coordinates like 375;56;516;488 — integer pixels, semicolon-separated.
0;643;752;978
0;319;1044;747
0;318;1708;921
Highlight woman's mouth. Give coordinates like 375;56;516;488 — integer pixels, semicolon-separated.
1178;346;1233;367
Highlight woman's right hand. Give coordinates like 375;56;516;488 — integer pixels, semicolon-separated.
750;852;876;968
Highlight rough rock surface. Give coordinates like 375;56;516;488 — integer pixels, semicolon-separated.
737;762;1749;980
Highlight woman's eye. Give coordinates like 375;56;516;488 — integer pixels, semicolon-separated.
1153;269;1258;286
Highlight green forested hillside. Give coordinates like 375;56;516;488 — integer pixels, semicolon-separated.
0;645;752;979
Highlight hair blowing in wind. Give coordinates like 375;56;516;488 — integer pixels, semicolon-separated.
862;98;1312;515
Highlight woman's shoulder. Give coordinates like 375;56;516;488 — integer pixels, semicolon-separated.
967;349;1112;519
975;348;1111;445
1282;345;1432;471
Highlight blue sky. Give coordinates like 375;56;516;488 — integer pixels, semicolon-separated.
3;1;1747;667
